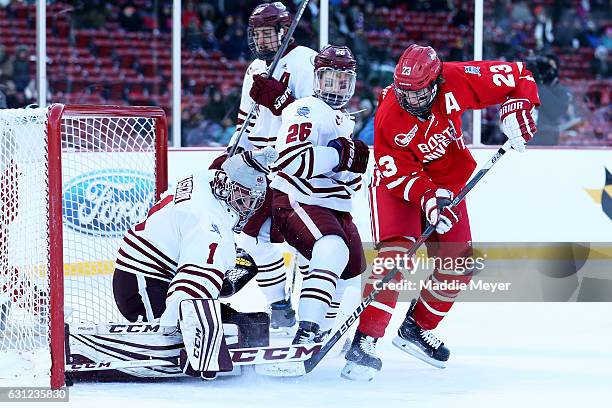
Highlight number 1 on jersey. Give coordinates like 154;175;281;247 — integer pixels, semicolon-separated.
207;242;218;264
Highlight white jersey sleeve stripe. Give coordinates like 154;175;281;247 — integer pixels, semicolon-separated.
128;230;178;269
403;176;421;201
115;249;174;282
168;280;213;300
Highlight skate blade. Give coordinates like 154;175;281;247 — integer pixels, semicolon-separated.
326;336;352;358
392;336;447;369
340;361;378;382
255;361;306;377
269;325;297;338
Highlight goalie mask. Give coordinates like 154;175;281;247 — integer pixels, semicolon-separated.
212;147;278;233
313;45;357;109
248;2;292;61
393;44;442;117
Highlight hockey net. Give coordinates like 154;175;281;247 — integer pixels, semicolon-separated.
0;105;167;388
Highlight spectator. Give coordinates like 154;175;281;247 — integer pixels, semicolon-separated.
0;87;7;109
216;14;238;40
534;6;554;50
526;52;574;146
182;2;200;29
353;98;373;136
603;27;612;50
184;117;223;147
200;21;219;51
157;2;172;33
12;45;31;93
451;3;470;29
581;20;601;48
554;8;580;49
510;1;534;25
221;27;248;60
0;44;14;83
201;87;229;123
119;3;144;32
591;45;610;79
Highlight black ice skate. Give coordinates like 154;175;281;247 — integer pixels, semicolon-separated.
341;330;382;381
392;300;450;368
292;321;320;344
254;321;318;377
270;298;297;334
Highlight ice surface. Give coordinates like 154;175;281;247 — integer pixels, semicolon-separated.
7;302;608;408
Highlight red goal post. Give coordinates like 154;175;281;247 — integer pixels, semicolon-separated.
0;104;168;389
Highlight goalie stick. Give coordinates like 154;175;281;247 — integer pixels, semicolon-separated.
302;140;514;374
228;0;311;156
65;342;324;372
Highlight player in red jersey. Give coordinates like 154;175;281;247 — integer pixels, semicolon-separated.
341;44;540;381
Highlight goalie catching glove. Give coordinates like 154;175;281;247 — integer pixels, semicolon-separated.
249;74;295;116
499;98;537;153
220;249;258;297
421;188;459;234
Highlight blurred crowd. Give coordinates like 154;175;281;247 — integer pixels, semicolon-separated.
0;0;609;146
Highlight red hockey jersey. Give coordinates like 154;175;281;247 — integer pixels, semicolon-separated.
372;60;540;203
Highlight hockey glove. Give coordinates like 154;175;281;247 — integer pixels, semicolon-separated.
421;188;459;234
328;137;370;174
499;98;537;153
249;74;295;116
220;249;258;297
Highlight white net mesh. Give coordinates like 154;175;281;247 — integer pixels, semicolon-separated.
0;106;162;386
0;109;51;385
62;114;158;325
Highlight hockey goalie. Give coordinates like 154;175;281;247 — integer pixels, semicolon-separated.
67;148;285;381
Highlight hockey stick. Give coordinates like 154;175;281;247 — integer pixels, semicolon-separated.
65;341;324;372
303;140;514;373
227;0;311;157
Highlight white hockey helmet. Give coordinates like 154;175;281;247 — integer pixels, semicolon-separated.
212;147;278;232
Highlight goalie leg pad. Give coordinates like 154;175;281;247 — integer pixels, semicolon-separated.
179;298;233;373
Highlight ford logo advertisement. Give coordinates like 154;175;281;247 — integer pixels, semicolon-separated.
62;170;155;237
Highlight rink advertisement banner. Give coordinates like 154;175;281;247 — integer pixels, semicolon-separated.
361;242;612;302
166;148;612;242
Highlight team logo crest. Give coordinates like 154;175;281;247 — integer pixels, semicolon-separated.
394;124;418;147
256;175;265;185
297;106;310;117
464;66;481;75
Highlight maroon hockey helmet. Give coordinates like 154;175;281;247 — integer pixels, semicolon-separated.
393;44;443;116
248;2;292;61
313;45;357;109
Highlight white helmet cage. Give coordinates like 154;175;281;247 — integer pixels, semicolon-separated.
313;67;356;109
211;170;265;233
394;81;439;116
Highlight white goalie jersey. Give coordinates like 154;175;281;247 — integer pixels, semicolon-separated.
233;45;317;151
115;170;236;301
270;96;362;212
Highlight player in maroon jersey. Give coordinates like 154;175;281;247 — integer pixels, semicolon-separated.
341;44;540;381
